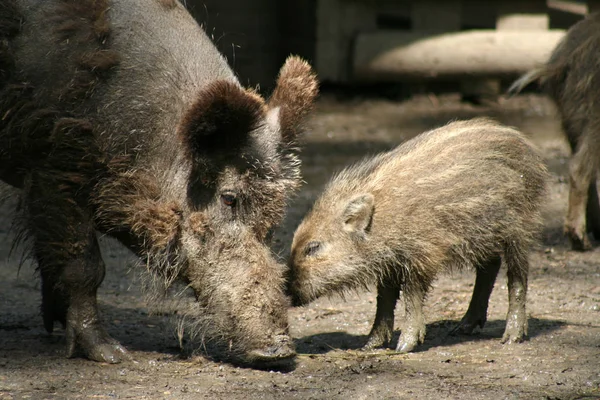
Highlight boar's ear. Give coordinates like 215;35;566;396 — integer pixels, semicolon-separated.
343;194;375;234
268;56;319;148
179;80;266;163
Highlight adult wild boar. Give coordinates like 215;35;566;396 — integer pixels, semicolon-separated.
288;119;547;353
508;12;600;251
0;0;318;367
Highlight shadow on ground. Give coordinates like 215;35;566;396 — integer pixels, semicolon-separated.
294;317;567;355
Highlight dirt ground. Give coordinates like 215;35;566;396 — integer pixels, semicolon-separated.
1;92;599;400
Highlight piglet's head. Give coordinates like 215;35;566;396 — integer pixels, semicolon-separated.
174;56;318;368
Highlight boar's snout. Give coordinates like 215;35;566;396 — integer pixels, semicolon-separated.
182;222;295;368
246;334;296;368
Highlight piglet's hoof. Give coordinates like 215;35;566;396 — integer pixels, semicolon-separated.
500;324;527;345
395;336;418;354
65;322;129;363
395;326;425;353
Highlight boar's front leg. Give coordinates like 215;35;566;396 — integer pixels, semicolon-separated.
26;174;127;363
363;282;399;350
452;256;502;335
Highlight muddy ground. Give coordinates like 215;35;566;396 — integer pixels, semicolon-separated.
1;92;599;400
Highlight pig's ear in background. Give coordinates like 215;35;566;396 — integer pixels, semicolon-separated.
267;55;319;148
343;194;375;234
179;80;266;163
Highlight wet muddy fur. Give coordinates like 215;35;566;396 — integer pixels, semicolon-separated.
288;118;548;353
0;0;319;367
508;12;600;251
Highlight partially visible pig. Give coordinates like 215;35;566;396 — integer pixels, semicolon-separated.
508;12;600;251
0;0;318;368
288;119;547;353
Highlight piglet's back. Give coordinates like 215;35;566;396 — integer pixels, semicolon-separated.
314;118;548;248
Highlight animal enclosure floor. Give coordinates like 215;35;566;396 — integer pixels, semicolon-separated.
1;93;599;400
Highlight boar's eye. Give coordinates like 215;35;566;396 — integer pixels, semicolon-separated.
304;241;322;257
220;191;237;207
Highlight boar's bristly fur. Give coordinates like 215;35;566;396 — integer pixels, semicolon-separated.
0;0;318;368
288;118;548;354
508;12;600;251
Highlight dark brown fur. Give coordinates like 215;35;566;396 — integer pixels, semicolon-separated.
178;80;266;167
52;0;111;42
0;0;118;175
94;169;181;257
508;12;600;251
288;119;548;353
0;0;21;83
52;0;119;96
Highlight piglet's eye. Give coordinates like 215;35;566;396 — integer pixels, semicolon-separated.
304;241;322;257
221;192;237;207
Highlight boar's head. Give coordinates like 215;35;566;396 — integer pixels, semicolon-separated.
173;56;318;367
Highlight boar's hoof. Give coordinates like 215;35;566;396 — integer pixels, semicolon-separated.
362;330;393;350
362;338;386;351
245;335;296;369
565;226;592;251
449;316;485;336
65;322;129;364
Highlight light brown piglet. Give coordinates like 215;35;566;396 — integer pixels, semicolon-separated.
288;118;547;353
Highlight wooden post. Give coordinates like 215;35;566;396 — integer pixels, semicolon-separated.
315;0;377;83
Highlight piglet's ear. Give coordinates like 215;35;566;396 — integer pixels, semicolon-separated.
179;80;266;162
343;194;375;234
268;56;319;147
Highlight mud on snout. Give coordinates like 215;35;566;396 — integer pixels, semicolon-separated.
180;223;296;369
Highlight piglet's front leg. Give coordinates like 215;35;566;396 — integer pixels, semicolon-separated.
396;285;427;353
363;283;399;350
